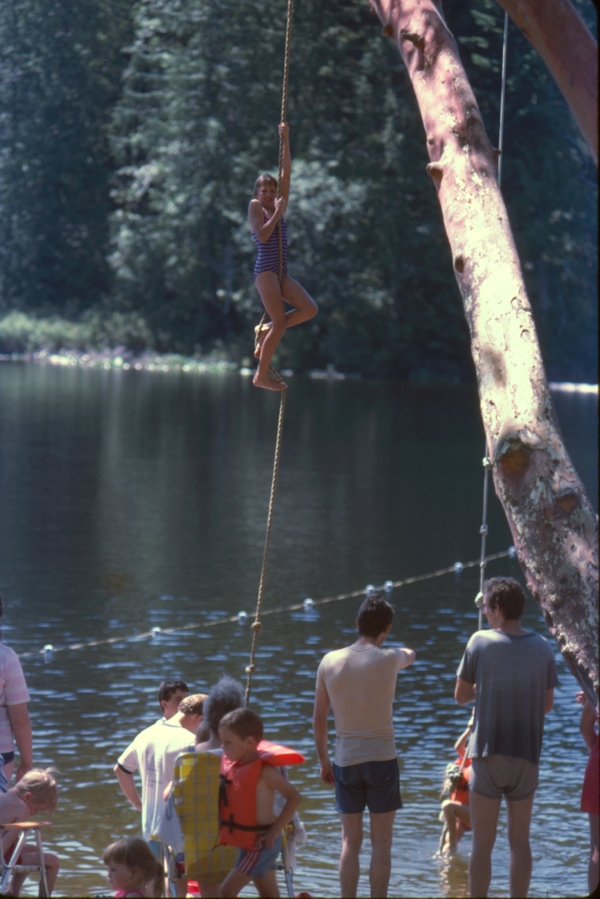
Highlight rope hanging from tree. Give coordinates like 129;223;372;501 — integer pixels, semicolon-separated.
475;12;509;630
245;0;295;705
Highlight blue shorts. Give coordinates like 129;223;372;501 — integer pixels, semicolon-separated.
333;759;402;815
235;835;281;879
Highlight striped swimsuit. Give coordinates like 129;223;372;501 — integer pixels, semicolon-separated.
252;210;288;281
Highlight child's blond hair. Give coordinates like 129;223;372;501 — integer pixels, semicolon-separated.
15;768;58;810
103;838;164;897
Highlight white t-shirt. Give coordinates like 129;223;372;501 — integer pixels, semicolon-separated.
0;644;31;753
316;642;413;766
117;719;193;841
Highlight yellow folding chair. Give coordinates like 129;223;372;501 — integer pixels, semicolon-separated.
173;751;237;887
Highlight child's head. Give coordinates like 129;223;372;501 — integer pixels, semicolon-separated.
103;837;164;897
15;768;58;814
218;707;263;762
253;173;277;198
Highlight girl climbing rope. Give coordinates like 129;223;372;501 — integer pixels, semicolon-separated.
250;123;317;391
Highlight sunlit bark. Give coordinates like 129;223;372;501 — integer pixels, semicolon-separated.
367;0;598;700
494;0;597;165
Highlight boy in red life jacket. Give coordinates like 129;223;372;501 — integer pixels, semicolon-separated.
218;708;302;898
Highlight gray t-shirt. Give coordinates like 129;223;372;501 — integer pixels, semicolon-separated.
457;629;558;765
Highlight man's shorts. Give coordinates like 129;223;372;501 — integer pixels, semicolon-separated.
235;835;281;878
470;755;539;801
333;758;402;815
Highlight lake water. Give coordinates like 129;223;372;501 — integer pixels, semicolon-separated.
0;363;597;898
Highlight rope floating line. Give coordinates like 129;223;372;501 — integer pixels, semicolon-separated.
19;550;512;660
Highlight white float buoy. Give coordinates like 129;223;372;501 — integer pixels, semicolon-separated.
384;580;394;593
151;626;161;636
366;584;375;596
43;644;54;653
237;611;248;621
453;561;464;574
303;598;314;610
508;545;517;558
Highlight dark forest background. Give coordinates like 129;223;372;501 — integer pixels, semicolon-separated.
0;0;597;382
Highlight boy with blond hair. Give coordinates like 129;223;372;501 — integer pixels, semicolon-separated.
0;767;60;896
218;708;302;898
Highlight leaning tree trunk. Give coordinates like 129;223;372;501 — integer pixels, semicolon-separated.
367;0;598;701
494;0;597;165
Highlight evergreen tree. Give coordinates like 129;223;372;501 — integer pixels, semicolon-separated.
0;0;133;313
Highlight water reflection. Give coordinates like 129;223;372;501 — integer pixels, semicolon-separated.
0;365;596;897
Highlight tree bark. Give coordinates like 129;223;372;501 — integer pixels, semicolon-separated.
494;0;598;165
367;0;598;701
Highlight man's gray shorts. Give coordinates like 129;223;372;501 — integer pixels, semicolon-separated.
470;755;539;801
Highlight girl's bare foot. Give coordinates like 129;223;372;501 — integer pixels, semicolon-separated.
253;371;287;391
254;323;271;358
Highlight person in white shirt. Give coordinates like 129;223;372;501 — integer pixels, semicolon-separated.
313;593;415;898
114;693;206;897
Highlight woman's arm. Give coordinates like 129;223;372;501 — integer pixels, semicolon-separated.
278;123;291;205
248;198;285;243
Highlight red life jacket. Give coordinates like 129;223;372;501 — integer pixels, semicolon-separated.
450;757;472;806
218;740;304;850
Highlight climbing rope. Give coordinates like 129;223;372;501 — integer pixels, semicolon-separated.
245;0;295;703
254;0;295;358
476;453;492;630
474;12;510;629
245;385;287;703
497;11;509;189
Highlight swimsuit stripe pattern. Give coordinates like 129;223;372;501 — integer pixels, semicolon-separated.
252;212;288;281
235;841;265;875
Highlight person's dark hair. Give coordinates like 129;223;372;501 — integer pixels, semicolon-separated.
178;693;207;716
158;679;189;708
204;676;245;736
484;577;527;621
219;707;263;743
356;592;394;638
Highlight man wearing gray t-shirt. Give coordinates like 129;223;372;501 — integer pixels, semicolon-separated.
455;577;558;898
313;593;415;898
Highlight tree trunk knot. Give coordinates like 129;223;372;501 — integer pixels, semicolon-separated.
381;23;394;38
496;437;531;476
401;30;425;51
454;255;464;273
426;162;444;185
555;488;579;516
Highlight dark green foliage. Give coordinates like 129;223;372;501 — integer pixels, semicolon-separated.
0;0;596;380
0;0;132;312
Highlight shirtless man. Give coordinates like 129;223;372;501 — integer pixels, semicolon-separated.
313;592;415;898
